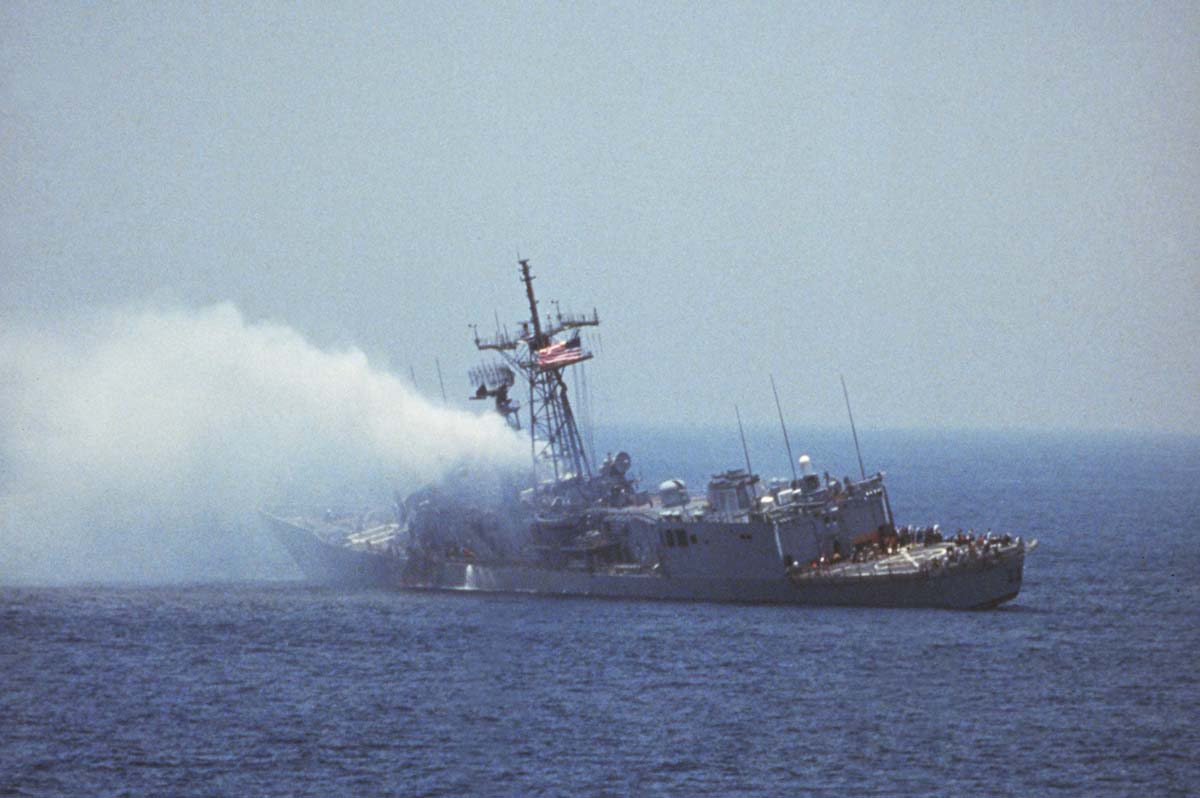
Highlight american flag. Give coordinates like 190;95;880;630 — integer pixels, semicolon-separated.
535;334;585;368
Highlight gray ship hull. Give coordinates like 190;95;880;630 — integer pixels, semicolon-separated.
264;514;1027;610
413;551;1024;610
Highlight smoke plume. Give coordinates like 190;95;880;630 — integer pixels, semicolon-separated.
0;303;524;584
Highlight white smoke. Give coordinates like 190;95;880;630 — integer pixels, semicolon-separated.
0;303;525;584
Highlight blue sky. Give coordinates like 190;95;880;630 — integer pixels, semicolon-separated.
3;2;1197;433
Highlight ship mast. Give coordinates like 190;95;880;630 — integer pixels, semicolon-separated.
471;259;599;486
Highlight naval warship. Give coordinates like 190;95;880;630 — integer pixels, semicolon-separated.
265;260;1034;609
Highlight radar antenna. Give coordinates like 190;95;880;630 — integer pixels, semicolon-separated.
468;362;520;430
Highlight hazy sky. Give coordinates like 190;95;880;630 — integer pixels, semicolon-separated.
3;2;1197;433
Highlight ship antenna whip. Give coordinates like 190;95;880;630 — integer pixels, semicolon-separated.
770;374;798;481
435;358;448;404
841;374;867;480
735;403;754;476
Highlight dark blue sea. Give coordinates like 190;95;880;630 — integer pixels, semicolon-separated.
4;428;1199;797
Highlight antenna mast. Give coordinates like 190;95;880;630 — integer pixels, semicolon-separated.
470;259;599;484
435;358;447;404
734;404;754;476
841;374;867;480
520;259;545;346
770;375;798;481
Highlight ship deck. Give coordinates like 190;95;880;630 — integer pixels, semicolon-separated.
789;539;1033;584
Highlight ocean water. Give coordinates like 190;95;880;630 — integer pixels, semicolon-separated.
3;429;1199;797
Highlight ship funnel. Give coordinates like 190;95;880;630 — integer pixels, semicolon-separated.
799;454;815;477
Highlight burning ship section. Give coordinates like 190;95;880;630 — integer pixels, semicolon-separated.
263;260;1035;609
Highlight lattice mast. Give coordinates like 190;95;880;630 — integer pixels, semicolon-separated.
472;259;599;484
